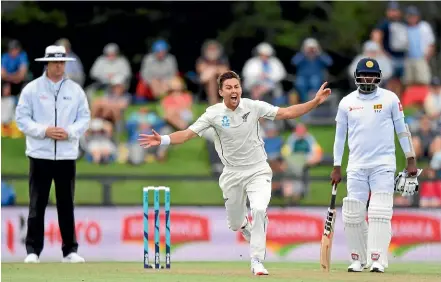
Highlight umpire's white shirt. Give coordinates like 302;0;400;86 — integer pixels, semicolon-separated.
335;88;404;170
15;72;91;160
189;98;279;168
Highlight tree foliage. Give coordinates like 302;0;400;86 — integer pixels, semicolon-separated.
218;1;386;56
1;2;67;28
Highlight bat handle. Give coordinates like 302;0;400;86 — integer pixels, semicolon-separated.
331;184;337;196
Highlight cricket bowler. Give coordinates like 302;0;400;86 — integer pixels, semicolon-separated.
330;58;422;273
138;70;331;275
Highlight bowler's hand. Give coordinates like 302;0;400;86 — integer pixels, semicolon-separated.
330;166;342;185
138;129;161;148
314;82;332;105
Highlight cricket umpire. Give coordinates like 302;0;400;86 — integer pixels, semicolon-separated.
15;45;90;263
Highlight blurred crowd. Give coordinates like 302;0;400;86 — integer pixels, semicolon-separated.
1;2;440;207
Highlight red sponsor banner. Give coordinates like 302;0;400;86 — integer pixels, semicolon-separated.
4;215;102;255
389;213;441;256
237;212;323;256
122;212;210;245
238;212;323;244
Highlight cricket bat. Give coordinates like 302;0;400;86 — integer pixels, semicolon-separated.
320;183;338;272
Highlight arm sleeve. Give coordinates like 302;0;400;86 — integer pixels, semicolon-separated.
188;112;212;137
391;95;405;121
90;58;105;82
335;100;348;125
319;53;333;66
19;52;29;68
67;88;91;141
1;54;7;68
254;100;279;120
15;86;47;139
268;58;286;82
333;122;347;166
291;52;304;66
394;117;412;157
167;56;178;79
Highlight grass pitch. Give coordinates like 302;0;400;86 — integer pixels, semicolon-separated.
2;262;441;282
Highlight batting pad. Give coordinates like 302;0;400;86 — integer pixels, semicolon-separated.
342;197;368;264
367;192;393;268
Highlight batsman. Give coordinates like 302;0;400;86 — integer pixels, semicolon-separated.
330;58;422;273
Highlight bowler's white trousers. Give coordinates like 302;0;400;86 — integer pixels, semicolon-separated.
219;161;272;261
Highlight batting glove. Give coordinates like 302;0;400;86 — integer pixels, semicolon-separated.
394;169;423;196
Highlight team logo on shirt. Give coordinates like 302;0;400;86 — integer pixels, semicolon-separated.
373;104;382;113
398;102;403;112
242;112;250;122
221;116;230;128
349;106;363;111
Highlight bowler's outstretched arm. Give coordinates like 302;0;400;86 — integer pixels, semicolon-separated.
138;111;210;148
275;82;331;120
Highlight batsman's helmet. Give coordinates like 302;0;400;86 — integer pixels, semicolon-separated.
354;58;382;93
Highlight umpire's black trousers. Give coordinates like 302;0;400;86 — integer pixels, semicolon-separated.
25;157;78;257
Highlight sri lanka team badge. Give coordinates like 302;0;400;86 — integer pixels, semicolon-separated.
374;104;382;113
366;60;374;68
222;116;230;127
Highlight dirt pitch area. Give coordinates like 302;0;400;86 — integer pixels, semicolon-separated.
2;262;441;282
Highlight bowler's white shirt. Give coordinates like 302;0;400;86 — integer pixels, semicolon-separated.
189;98;279;168
335;88;404;170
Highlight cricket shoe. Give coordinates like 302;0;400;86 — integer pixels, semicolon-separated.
251;258;269;276
240;218;251;243
370;261;385;273
347;261;365;272
62;252;85;263
24;253;40;263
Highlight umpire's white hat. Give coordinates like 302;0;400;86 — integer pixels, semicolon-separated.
35;45;76;62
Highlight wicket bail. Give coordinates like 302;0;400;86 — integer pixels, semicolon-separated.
143;186;171;269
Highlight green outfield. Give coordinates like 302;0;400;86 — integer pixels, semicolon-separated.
1;104;415;206
2;262;441;282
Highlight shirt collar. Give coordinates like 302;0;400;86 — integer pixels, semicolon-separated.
356;89;380;100
222;98;244;111
43;71;66;84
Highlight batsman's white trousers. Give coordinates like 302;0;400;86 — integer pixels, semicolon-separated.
219;161;272;261
346;165;396;204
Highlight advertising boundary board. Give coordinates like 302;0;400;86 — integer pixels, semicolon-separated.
2;206;441;262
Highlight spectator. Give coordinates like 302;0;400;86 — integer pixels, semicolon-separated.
419;147;441;208
371;1;408;95
55;38;85;87
292;38;333;103
137;40;178;101
282;123;323;167
280;123;323;203
412;115;441;160
1;82;22;138
1;181;16;206
349;41;393;87
261;121;286;197
126;113;171;165
91;74;131;126
83;118;117;164
160;77;193;130
196;39;229;105
1;40;29;96
403;6;435;87
424;77;441;127
126;107;166;143
242;42;286;103
89;43;132;90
